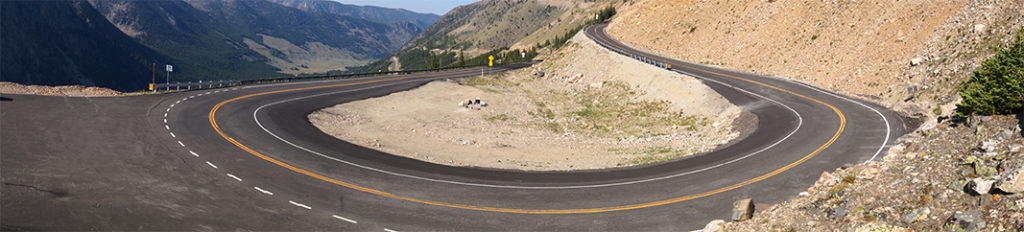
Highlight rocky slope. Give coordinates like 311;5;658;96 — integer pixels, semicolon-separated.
607;0;1023;117
382;0;616;70
598;0;1024;231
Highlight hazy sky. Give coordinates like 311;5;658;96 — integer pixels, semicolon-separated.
331;0;479;15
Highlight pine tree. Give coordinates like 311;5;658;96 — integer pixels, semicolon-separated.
957;27;1024;117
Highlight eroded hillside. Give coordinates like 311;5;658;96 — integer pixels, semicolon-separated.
608;0;1023;116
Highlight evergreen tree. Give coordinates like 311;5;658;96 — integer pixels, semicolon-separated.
957;27;1024;117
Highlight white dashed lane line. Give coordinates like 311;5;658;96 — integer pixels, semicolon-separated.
163;118;167;124
189;151;199;157
177;141;185;147
384;228;399;232
164;113;168;118
254;186;274;195
170;132;176;138
205;161;218;169
165;125;170;130
332;215;357;224
227;173;242;181
166;108;170;112
289;200;312;210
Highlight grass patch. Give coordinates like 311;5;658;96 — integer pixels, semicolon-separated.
485;113;511;122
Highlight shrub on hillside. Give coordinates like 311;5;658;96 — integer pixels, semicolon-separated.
956;27;1024;117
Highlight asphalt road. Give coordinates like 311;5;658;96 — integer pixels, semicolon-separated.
1;25;909;231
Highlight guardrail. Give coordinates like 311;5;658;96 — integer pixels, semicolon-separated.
149;64;503;93
583;25;672;70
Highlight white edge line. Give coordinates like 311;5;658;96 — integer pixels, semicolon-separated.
206;161;217;169
289;200;312;209
254;186;274;195
332;215;357;224
787;81;892;164
189;150;199;157
227;173;242;181
252;70;803;189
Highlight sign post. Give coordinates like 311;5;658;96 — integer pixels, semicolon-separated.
165;64;173;91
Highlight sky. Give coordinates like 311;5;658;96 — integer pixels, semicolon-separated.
331;0;479;15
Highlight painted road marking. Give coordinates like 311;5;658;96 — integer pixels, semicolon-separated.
289;200;312;210
253;76;802;189
163;118;167;124
384;229;398;232
177;140;185;147
189;96;195;99
205;92;211;94
170;104;174;108
170;132;176;137
176;100;180;104
254;186;274;195
227;173;242;181
211;38;847;214
166;125;170;130
182;98;188;101
332;215;357;224
166;108;170;112
205;161;217;169
189;151;199;157
164;113;168;118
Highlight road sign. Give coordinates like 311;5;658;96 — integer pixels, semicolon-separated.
148;83;154;90
166;65;173;72
488;55;494;67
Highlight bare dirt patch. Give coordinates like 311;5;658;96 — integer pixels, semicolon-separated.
0;82;122;97
310;32;741;171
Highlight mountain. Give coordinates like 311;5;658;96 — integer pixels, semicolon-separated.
376;0;614;71
266;0;440;30
1;0;169;92
89;0;422;78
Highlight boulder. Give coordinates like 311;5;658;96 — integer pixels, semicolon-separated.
995;168;1024;193
910;57;925;66
964;178;994;195
731;198;754;221
973;24;986;34
701;219;725;232
945;210;986;232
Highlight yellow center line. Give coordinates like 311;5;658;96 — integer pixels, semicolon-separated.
207;30;846;214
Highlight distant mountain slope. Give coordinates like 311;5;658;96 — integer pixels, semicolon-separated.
379;0;613;71
1;0;168;92
267;0;439;30
90;0;421;78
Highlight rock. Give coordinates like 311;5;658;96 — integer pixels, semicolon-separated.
902;207;930;224
964;178;994;195
995;168;1024;193
945;210;986;232
731;198;755;221
589;82;604;89
798;191;809;197
978;139;999;152
973;24;986;34
910;57;925;66
701;219;725;232
532;71;545;77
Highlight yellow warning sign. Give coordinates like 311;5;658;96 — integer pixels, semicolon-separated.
488;55;494;67
149;83;155;90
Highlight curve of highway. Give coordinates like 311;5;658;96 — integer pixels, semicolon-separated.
0;25;909;230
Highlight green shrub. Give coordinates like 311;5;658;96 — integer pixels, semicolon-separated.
956;27;1024;117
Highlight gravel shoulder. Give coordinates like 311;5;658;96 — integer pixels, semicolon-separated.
309;32;742;171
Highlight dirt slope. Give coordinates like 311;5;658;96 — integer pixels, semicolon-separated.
608;0;1023;116
309;32;740;171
